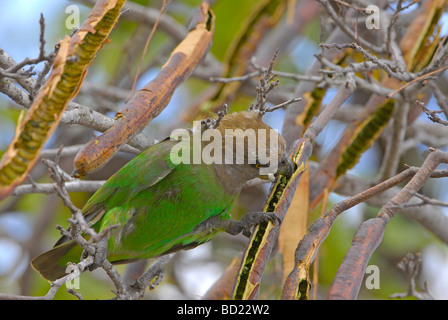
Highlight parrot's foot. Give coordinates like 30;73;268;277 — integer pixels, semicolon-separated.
193;212;281;239
226;212;282;237
81;236;109;272
131;254;174;296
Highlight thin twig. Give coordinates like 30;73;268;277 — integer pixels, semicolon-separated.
304;72;356;142
39;152;132;299
128;0;168;100
316;0;386;53
417;100;448;126
390;253;434;300
387;67;448;98
378;101;410;181
388;192;448;209
129;253;176;299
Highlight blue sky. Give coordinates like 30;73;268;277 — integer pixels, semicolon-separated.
0;1;71;62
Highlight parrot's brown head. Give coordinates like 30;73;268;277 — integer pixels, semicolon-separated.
209;111;293;191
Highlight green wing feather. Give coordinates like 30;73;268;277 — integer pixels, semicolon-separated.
51;138;177;248
32;137;236;281
83;137;177;219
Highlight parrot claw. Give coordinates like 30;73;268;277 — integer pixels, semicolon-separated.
81;236;109;272
226;211;281;238
241;212;281;237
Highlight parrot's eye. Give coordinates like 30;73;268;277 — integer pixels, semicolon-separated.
255;163;263;168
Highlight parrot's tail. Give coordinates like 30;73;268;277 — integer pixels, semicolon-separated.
31;240;84;282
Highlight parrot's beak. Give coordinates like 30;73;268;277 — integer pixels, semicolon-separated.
277;156;294;179
257;155;294;180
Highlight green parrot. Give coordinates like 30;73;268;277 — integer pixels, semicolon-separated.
31;111;293;281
